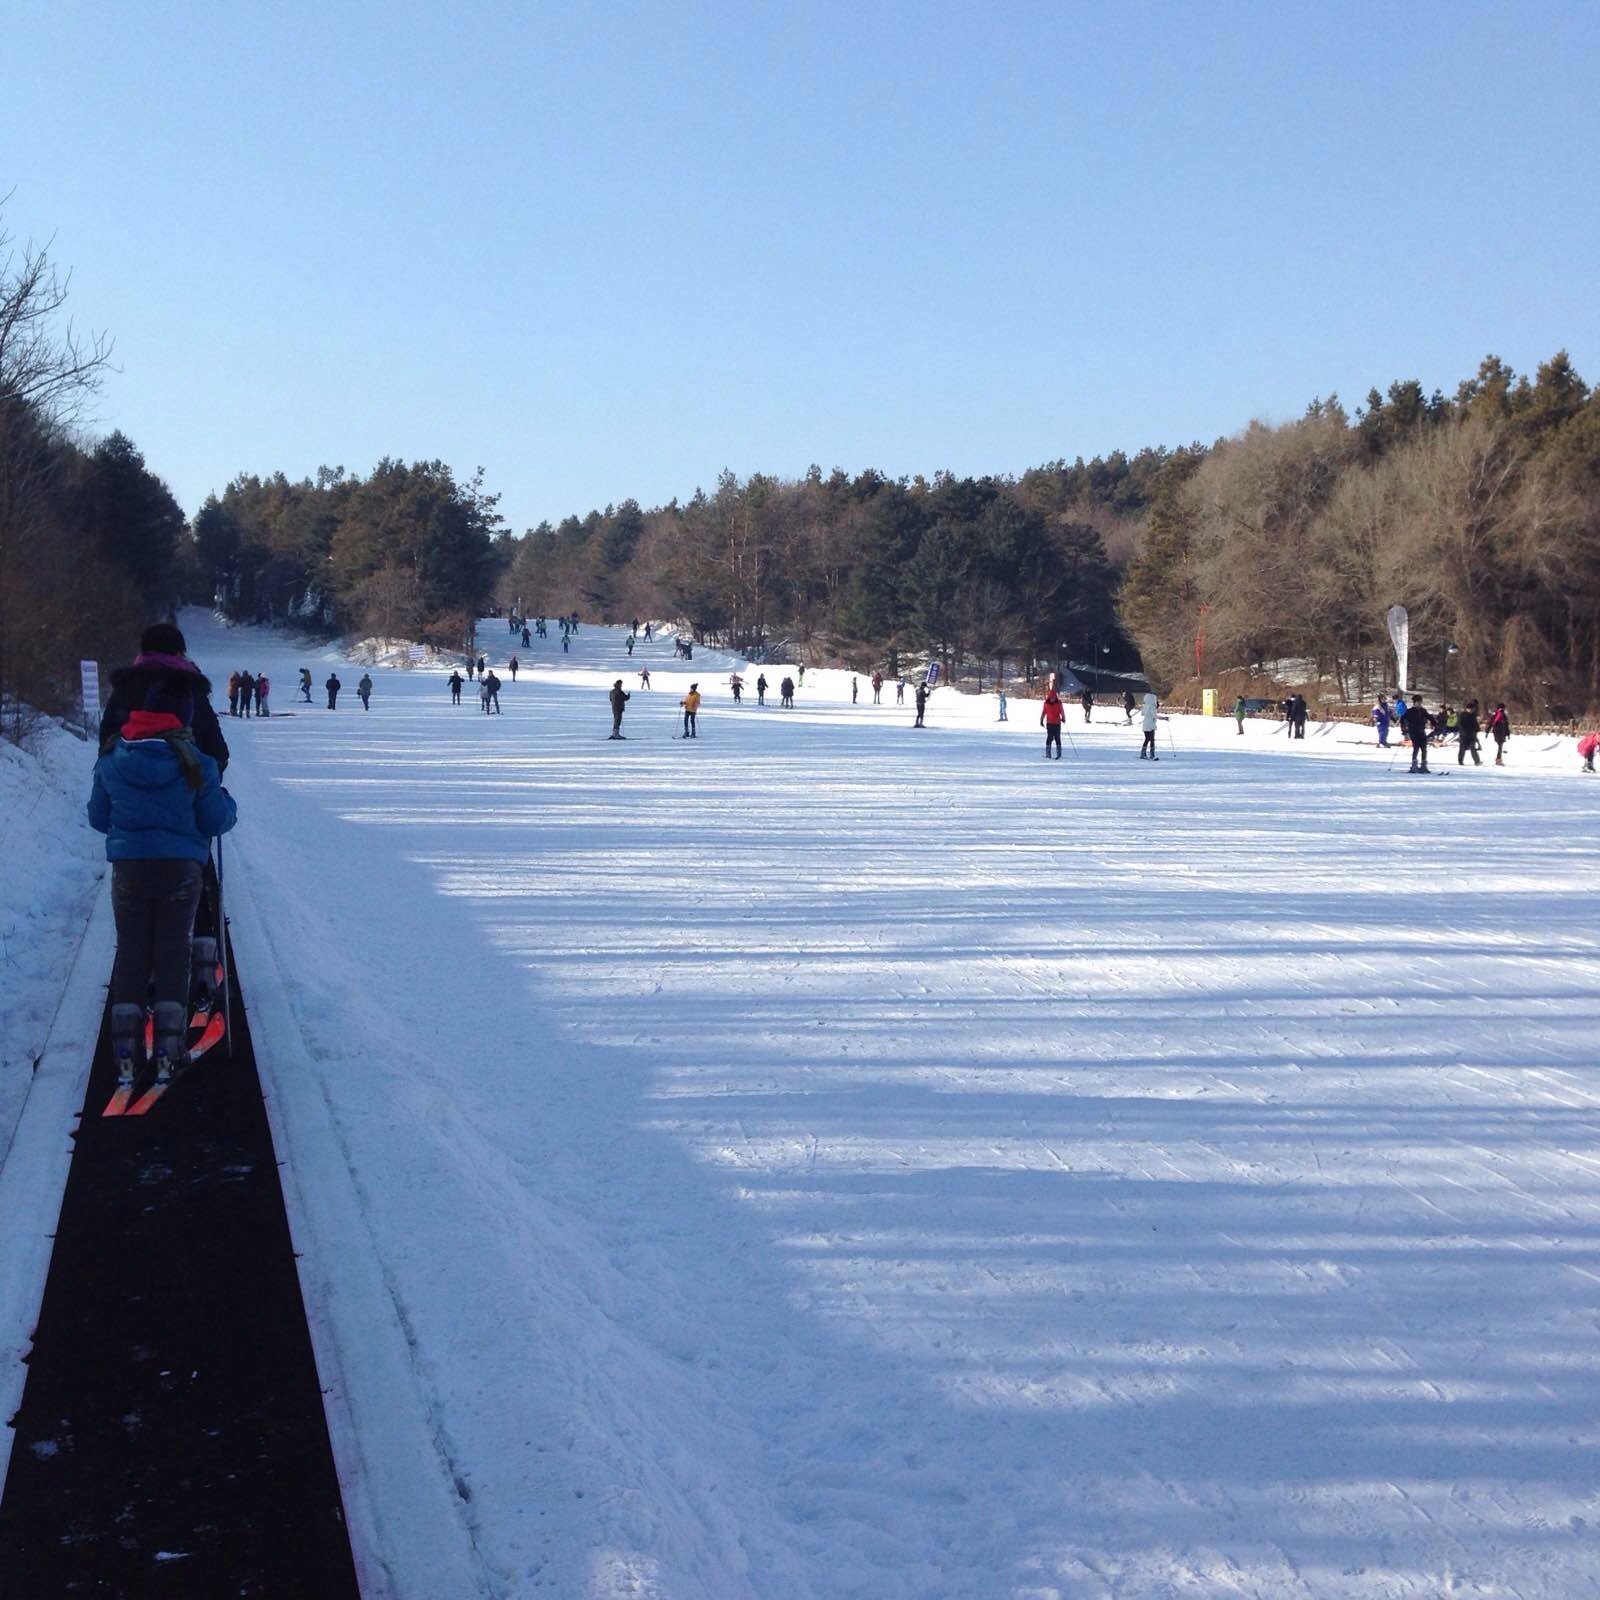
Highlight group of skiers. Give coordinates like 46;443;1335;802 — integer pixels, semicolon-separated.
447;668;501;711
1372;694;1512;769
225;670;271;717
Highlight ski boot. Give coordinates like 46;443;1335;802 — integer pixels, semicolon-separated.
191;936;218;1013
109;1002;144;1098
149;1001;189;1092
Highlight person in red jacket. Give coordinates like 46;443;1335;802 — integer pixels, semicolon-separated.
1040;686;1065;759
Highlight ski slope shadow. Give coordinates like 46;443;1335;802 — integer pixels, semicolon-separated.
216;637;1600;1600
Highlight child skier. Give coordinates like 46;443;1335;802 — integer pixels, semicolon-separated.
88;675;238;1098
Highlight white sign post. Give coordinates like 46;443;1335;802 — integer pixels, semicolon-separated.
79;660;101;738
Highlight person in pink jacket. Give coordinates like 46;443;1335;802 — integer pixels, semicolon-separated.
1578;731;1598;773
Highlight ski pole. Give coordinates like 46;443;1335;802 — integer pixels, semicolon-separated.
1166;723;1177;758
1063;725;1078;756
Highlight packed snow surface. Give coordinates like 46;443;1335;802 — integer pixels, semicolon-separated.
9;611;1600;1599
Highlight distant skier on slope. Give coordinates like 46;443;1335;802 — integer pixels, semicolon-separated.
1373;696;1392;747
609;680;630;738
482;671;501;713
326;673;341;709
1123;689;1136;725
756;673;767;705
449;670;463;704
780;676;795;708
680;683;700;738
101;622;230;775
1457;700;1482;766
1487;703;1511;765
88;674;238;1100
358;673;373;710
1080;688;1093;723
1140;692;1160;760
299;667;313;703
914;681;933;727
1040;684;1064;758
1401;695;1432;772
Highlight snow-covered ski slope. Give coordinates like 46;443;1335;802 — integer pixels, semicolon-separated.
195;611;1600;1599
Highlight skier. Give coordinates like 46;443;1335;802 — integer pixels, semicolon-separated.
1124;689;1137;725
358;672;373;710
562;632;570;653
797;664;805;688
100;621;231;776
1233;694;1247;734
465;656;476;682
256;674;270;717
1457;699;1482;766
756;673;767;705
1140;692;1160;759
1040;684;1064;758
681;683;701;738
88;674;238;1099
326;673;341;709
1578;730;1598;773
730;673;743;703
998;690;1008;722
872;671;883;704
1400;695;1432;771
851;676;859;704
631;617;639;638
639;666;651;689
522;626;531;648
509;654;519;680
227;671;241;717
1373;696;1392;747
1081;688;1093;723
644;622;653;642
609;680;630;738
1291;694;1309;739
237;670;254;718
299;667;313;704
476;655;487;679
1394;693;1410;745
896;678;906;705
1487;703;1511;765
914;681;932;728
483;671;502;713
780;676;795;708
626;635;634;656
448;670;463;704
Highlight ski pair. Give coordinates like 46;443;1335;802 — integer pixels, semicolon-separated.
102;975;226;1117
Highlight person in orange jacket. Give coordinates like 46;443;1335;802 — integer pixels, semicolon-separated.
680;683;701;739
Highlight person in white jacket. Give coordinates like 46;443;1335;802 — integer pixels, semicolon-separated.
1140;692;1160;760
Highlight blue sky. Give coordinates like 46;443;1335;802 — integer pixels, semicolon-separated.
4;1;1596;532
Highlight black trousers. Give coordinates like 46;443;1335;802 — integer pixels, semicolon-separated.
111;859;203;1009
1142;729;1156;756
1044;725;1061;755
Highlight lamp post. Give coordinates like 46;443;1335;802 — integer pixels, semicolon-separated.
1441;641;1457;708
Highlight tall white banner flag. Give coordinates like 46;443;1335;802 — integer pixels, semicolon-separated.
1385;604;1410;691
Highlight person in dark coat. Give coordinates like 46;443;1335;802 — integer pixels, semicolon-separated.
358;673;373;710
756;674;767;705
326;673;341;709
1487;703;1511;765
448;670;463;704
1080;688;1093;723
1123;689;1136;725
482;671;501;713
100;622;230;775
1456;700;1482;766
1400;696;1432;771
609;680;630;738
780;676;795;708
1291;694;1309;738
914;682;932;727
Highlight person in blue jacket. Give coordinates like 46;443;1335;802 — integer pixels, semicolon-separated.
1373;695;1392;747
88;674;238;1093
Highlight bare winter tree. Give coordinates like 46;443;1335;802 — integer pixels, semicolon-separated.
0;210;116;727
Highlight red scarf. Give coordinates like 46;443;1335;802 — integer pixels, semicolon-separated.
120;710;185;741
